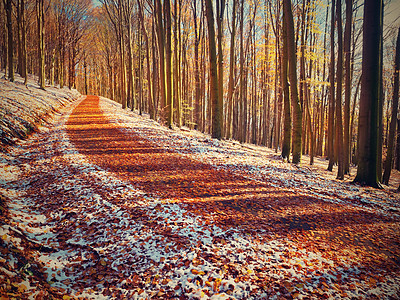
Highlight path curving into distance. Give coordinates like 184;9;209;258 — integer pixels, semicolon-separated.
59;95;400;298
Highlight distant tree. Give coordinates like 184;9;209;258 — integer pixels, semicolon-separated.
191;0;201;130
36;0;45;89
137;0;154;119
382;28;400;185
4;0;14;82
353;0;383;188
16;0;27;85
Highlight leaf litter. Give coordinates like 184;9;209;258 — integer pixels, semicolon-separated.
0;77;399;299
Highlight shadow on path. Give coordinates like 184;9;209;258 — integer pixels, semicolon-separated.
66;96;400;273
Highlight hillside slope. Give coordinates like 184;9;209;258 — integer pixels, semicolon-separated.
0;73;81;151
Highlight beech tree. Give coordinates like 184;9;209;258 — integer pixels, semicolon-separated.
382;27;400;185
283;0;302;164
4;0;14;82
335;0;344;179
205;0;222;140
36;0;45;89
353;0;383;188
281;0;291;161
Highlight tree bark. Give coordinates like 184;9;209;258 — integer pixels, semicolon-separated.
335;0;344;179
283;0;302;164
226;0;236;139
216;0;225;138
327;0;335;171
343;0;353;174
382;28;400;185
281;0;291;161
155;0;166;121
353;0;383;188
205;0;222;139
37;0;45;89
165;0;173;128
5;0;14;82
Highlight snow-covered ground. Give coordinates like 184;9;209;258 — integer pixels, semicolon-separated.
0;77;399;299
0;72;81;150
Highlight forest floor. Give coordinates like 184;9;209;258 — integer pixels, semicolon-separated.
1;76;400;299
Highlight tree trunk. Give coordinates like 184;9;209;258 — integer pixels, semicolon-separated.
205;0;222;139
173;0;181;127
17;0;27;83
226;0;236;139
382;28;400;185
137;0;154;119
283;0;302;164
335;0;344;179
353;0;383;188
239;0;246;143
127;23;135;111
216;0;225;138
5;0;14;82
37;0;45;89
192;0;201;130
343;0;353;174
327;0;335;171
281;0;291;161
165;0;173;128
377;5;384;182
155;0;166;121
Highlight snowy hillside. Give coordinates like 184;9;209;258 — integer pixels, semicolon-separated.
0;72;81;151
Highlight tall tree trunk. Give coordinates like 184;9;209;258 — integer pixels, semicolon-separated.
137;0;154;119
152;17;159;119
283;0;302;164
173;0;181;127
226;0;236;139
17;0;27;83
382;28;400;185
239;0;246;143
327;0;335;171
335;0;345;179
216;0;225;137
127;23;135;111
205;0;222;139
192;0;201;130
165;0;173;128
5;0;14;82
353;0;383;188
377;5;384;182
281;0;291;161
343;0;353;174
37;0;45;89
155;0;166;121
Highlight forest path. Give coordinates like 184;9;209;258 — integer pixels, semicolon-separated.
4;95;399;299
65;96;400;297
